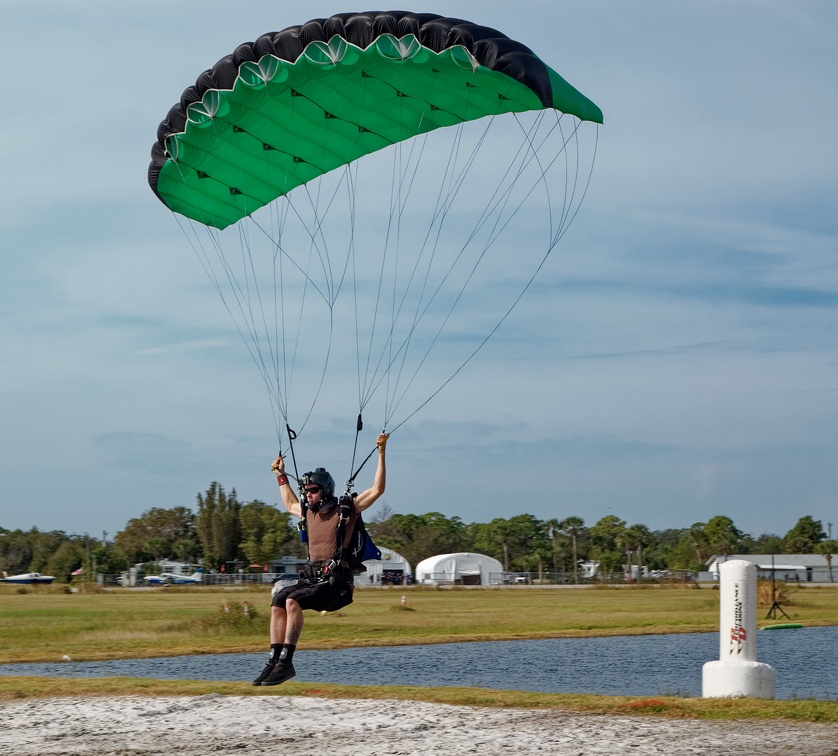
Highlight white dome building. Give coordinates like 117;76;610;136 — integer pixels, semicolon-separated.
414;552;503;586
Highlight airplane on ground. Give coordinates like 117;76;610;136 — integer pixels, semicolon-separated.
143;569;204;585
0;571;56;585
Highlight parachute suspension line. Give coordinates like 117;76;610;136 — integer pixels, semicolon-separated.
367;117;520;425
347;412;364;492
378;84;440;424
283;422;302;490
383;137;404;425
355;130;431;418
550;119;600;250
214;120;289;436
248;158;362;440
268;197;291;444
236;220;287;419
357;126;402;418
252;205;337;440
383;119;479;422
348;160;364;414
171;214;287;440
369;68;497;424
382;135;412;424
508;111;595;252
356;83;420;420
167;127;295;446
347;437;381;492
391;117;598;432
347;124;469;423
358;120;486;420
389;117;598;432
381;123;472;424
510;111;581;250
511;111;592;251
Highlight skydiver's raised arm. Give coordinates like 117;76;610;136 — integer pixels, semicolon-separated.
271;455;302;519
354;433;389;513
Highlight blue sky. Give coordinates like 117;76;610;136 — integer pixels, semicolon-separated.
2;1;837;541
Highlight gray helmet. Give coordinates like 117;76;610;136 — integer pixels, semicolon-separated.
302;467;335;499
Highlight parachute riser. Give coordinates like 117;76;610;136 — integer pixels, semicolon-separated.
344;442;383;495
283;423;309;544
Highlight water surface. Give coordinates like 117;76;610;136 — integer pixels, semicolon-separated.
2;626;835;700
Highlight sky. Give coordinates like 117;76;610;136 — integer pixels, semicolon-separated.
2;1;837;542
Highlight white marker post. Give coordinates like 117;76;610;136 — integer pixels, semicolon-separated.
702;559;775;699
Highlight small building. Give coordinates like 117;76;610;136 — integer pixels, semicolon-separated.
579;560;599;580
267;555;308;576
133;560;195;576
704;554;837;583
414;552;503;586
358;547;412;586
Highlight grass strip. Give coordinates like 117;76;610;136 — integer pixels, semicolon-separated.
0;676;836;723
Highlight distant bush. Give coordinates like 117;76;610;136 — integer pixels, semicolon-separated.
193;600;267;633
757;579;794;606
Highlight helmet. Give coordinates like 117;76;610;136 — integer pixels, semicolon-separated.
302;468;335;500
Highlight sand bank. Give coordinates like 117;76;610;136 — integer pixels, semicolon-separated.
1;695;837;755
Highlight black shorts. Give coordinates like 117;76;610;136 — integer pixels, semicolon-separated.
271;574;354;613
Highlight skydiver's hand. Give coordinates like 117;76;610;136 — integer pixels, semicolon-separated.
377;433;390;451
271;456;285;475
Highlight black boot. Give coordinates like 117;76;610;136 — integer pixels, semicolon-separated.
252;657;276;686
261;661;296;686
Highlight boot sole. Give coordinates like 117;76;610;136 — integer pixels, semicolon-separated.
261;669;297;686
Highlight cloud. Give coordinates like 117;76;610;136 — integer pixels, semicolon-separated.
1;1;837;541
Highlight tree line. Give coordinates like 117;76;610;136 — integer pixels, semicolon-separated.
1;482;836;582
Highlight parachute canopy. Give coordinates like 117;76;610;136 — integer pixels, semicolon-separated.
148;11;603;229
147;11;602;453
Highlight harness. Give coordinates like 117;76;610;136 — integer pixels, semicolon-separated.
283;416;381;587
296;495;356;585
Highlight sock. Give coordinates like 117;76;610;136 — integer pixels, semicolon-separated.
269;643;283;661
279;644;296;664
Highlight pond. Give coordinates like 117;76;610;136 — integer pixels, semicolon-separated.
2;626;836;700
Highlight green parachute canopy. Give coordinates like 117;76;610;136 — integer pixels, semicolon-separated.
148;11;602;230
147;11;603;449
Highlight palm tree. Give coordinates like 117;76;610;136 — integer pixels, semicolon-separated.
815;540;838;583
559;516;585;584
688;522;707;566
626;524;652;580
545;519;560;571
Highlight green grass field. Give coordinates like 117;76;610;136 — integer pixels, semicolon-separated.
1;583;836;663
2;583;836;720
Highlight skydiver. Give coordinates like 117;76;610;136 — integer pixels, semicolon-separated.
252;432;389;686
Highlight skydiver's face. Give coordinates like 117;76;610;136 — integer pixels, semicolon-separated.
304;485;322;504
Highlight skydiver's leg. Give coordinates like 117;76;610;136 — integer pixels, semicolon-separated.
253;607;286;686
254;589;293;685
283;598;303;647
269;605;287;644
261;599;300;686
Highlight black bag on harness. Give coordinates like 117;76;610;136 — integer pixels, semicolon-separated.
346;513;382;574
331;494;382;575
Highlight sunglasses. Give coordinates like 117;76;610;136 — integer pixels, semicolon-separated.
304;486;322;495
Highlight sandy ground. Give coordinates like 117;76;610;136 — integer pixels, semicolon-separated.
1;695;837;756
